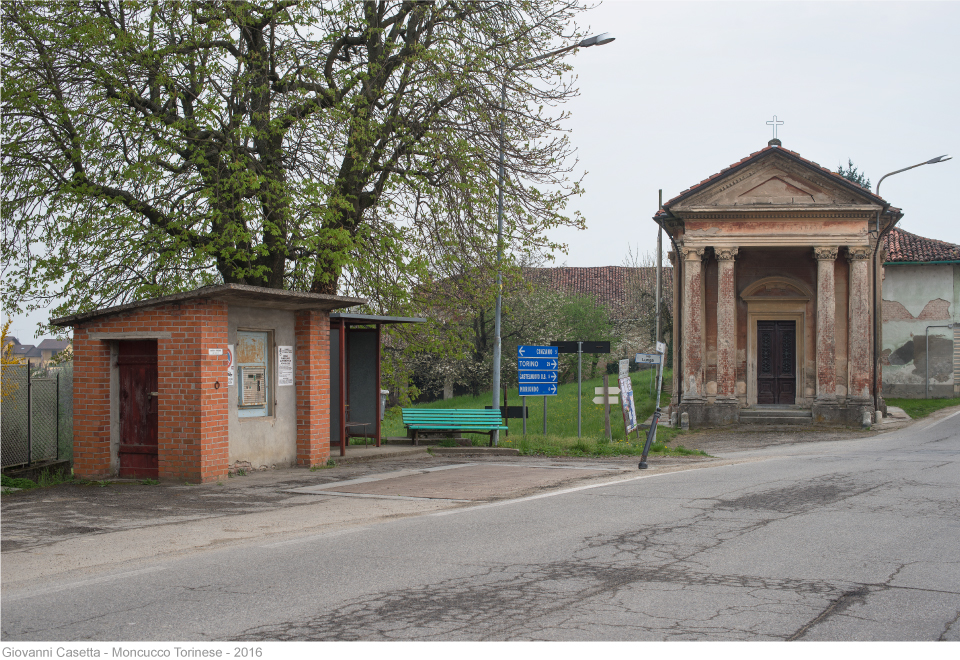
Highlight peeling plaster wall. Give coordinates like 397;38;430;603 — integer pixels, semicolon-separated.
881;264;958;398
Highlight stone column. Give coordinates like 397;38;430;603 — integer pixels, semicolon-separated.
814;246;839;406
847;246;872;402
667;250;679;409
715;247;739;405
681;246;706;404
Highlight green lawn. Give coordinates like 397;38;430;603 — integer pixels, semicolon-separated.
885;397;960;420
381;368;705;458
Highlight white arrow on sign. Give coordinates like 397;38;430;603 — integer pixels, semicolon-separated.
593;396;619;405
518;346;525;357
594;387;621;395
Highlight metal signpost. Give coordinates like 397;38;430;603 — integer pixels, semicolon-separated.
551;341;610;438
517;346;558;435
639;341;668;469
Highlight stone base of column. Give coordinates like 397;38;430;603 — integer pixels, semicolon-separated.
679;400;739;428
709;399;741;427
813;400;873;427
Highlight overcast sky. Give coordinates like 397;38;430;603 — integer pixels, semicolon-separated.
6;1;959;341
551;0;959;267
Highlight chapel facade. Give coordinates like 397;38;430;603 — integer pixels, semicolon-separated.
657;140;902;427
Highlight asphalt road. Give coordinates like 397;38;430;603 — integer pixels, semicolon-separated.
3;411;960;641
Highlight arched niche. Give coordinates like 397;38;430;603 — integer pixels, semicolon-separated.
740;275;813;407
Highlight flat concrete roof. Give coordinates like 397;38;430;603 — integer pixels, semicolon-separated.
51;284;366;327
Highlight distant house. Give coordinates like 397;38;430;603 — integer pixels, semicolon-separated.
524;265;674;357
524;266;673;321
9;343;42;367
36;339;72;366
881;228;960;398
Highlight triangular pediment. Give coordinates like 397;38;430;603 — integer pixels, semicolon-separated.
738;176;816;204
670;150;880;212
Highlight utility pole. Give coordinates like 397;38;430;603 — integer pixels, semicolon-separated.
656;189;663;344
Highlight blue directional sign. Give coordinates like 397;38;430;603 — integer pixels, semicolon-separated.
518;345;559;396
519;383;558;396
518;370;558;383
517;345;558;358
517;357;559;370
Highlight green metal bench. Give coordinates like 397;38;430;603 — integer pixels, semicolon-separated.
401;408;508;446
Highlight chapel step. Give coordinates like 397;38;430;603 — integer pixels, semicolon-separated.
739;408;813;425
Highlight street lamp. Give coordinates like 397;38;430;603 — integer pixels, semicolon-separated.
871;153;952;412
491;33;615;446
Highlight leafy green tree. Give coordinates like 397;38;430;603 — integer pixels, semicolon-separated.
837;159;871;191
2;0;588;322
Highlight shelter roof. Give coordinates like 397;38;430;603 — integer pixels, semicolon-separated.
330;313;427;325
883;227;960;263
51;284;365;327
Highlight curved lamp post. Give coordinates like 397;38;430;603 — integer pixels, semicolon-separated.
872;154;952;411
491;33;615;445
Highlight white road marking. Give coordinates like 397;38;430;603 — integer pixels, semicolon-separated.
262;526;370;548
919;408;960;432
2;566;167;601
429;461;749;517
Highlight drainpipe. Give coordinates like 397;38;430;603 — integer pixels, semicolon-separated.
654;213;683;408
872;206;896;413
925;323;954;399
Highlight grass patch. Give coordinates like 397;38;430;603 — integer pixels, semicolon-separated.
886;397;960;420
2;468;74;492
384;368;673;442
498;431;706;459
310;459;337;471
381;368;694;459
1;474;39;490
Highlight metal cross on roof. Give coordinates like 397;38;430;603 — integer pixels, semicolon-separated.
766;115;784;140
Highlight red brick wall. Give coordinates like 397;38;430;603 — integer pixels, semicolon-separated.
72;300;229;483
294;310;331;466
71;328;112;479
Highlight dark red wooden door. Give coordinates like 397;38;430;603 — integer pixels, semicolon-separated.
757;321;796;405
118;340;158;478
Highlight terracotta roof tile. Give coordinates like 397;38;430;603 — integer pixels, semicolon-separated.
523;266;673;317
883;227;960;263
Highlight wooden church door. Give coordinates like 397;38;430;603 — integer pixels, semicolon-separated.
757;321;796;405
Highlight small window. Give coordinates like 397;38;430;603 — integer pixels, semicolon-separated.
237;331;270;417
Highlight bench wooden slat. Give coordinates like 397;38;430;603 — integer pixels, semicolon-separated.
400;408;507;446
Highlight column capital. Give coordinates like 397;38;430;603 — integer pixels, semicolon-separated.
667;250;677;266
846;246;871;261
715;246;739;261
813;246;838;261
680;246;706;261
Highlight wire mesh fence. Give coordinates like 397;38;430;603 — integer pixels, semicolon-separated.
1;363;73;469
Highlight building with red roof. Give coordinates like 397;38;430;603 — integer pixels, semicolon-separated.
880;228;960;398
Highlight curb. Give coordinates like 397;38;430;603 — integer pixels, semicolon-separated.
332;447;430;466
429;447;520;457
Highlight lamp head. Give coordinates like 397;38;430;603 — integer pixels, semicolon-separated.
926;155;952;164
578;32;615;48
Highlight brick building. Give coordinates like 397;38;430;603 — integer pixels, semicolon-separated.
656;140;901;427
51;284;363;483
